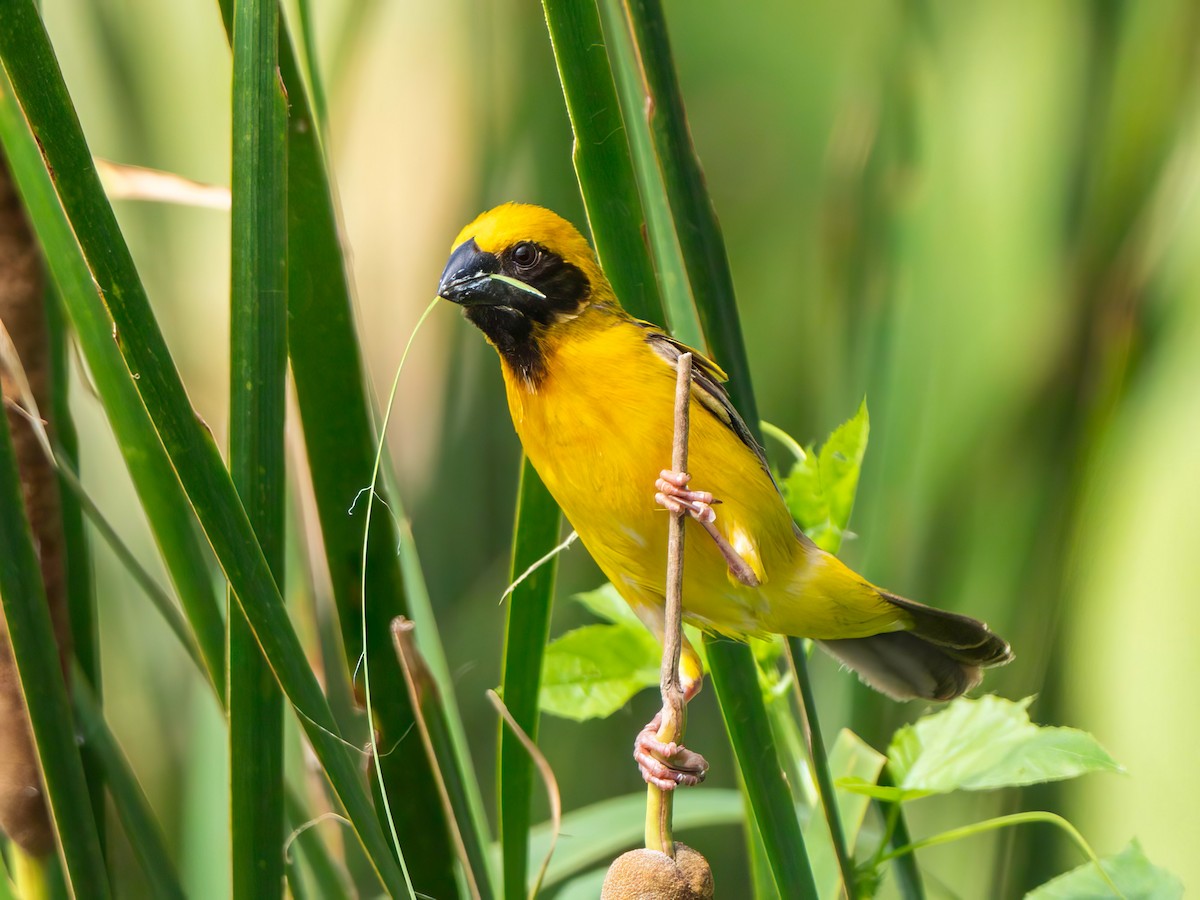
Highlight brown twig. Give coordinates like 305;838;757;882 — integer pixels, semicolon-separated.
645;352;692;856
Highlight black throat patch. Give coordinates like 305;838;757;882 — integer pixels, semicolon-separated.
464;243;591;387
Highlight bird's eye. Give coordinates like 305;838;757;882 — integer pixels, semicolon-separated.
512;242;539;270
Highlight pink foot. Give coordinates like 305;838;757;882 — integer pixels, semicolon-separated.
634;712;709;791
654;469;760;588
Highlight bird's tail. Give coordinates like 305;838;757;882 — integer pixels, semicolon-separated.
818;592;1013;702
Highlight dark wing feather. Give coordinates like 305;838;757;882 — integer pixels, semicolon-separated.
638;324;771;477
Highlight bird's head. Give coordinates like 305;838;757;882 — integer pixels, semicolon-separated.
437;204;613;381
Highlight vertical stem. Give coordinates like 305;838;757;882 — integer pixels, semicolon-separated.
787;638;856;897
644;352;692;856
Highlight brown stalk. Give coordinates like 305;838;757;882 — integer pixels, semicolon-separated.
644;352;692;857
0;154;71;857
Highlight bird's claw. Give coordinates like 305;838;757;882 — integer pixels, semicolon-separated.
655;470;717;523
654;469;760;588
634;712;709;791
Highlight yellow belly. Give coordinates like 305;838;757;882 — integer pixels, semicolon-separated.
501;311;899;640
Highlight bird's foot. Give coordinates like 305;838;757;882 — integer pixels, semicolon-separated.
654;469;760;588
654;470;717;522
634;711;709;791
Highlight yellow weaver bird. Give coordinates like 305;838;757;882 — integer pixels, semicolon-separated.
438;203;1012;788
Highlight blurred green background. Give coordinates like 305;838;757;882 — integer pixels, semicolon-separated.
38;0;1200;894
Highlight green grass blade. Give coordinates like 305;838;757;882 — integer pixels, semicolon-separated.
228;0;288;895
0;6;408;893
283;791;354;900
705;638;817;898
0;85;226;704
788;638;856;896
218;0;466;888
44;289;104;850
540;0;662;322
73;675;185;900
51;449;211;682
498;459;562;899
392;620;495;900
619;0;759;430
395;518;497;891
0;392;108;898
249;7;461;894
593;0;703;349
876;767;924;899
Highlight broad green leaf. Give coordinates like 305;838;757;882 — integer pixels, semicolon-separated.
842;696;1122;801
1026;840;1182;900
562;583;713;714
572;582;641;626
540;624;661;721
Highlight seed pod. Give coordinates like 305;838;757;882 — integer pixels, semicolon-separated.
0;154;71;857
601;843;714;900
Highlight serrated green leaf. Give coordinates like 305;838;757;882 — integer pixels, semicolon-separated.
780;400;869;554
1026;840;1183;900
539;624;661;721
888;696;1122;795
818;398;869;536
782;444;824;533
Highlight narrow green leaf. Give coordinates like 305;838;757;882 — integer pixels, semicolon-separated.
498;459;562;899
802;729;885;900
1026;840;1182;900
594;0;703;349
391;620;495;900
283;792;354;900
395;521;496;895
788;637;857;896
0;389;107;898
540;623;661;721
244;0;462;885
874;766;924;900
540;0;662;322
44;289;104;848
706;636;818;898
616;0;759;430
0;56;226;704
591;1;818;894
0;6;408;892
74;676;186;900
228;0;288;894
887;696;1123;795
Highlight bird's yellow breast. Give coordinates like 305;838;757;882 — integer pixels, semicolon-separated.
497;307;897;639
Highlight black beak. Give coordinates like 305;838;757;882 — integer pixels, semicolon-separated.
437;238;502;306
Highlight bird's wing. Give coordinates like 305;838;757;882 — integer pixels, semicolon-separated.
637;324;771;477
